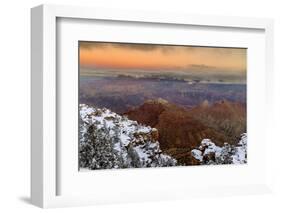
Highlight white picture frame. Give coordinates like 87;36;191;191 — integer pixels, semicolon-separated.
31;4;274;208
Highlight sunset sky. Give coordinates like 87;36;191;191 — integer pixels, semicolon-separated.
79;41;246;76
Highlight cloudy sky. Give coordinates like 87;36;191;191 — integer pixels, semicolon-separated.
79;41;246;76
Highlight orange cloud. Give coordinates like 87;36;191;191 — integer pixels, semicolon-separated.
79;42;246;73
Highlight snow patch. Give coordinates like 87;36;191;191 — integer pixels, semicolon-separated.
191;134;247;165
79;104;177;170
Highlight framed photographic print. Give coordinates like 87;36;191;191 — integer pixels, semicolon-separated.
31;4;274;208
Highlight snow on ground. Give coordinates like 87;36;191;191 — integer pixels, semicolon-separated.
232;133;247;164
191;149;203;161
191;134;247;165
79;104;177;169
200;139;222;157
80;104;152;147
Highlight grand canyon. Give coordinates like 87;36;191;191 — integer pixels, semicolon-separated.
78;42;247;170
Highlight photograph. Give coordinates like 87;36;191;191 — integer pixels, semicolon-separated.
78;41;247;171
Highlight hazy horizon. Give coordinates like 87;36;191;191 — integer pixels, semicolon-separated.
79;41;246;83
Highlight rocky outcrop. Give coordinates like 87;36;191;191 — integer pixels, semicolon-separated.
79;104;177;170
191;133;247;165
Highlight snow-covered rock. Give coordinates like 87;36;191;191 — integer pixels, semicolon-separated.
191;133;247;165
232;133;247;164
79;104;177;170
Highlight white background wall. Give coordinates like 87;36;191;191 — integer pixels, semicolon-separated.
0;0;280;212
